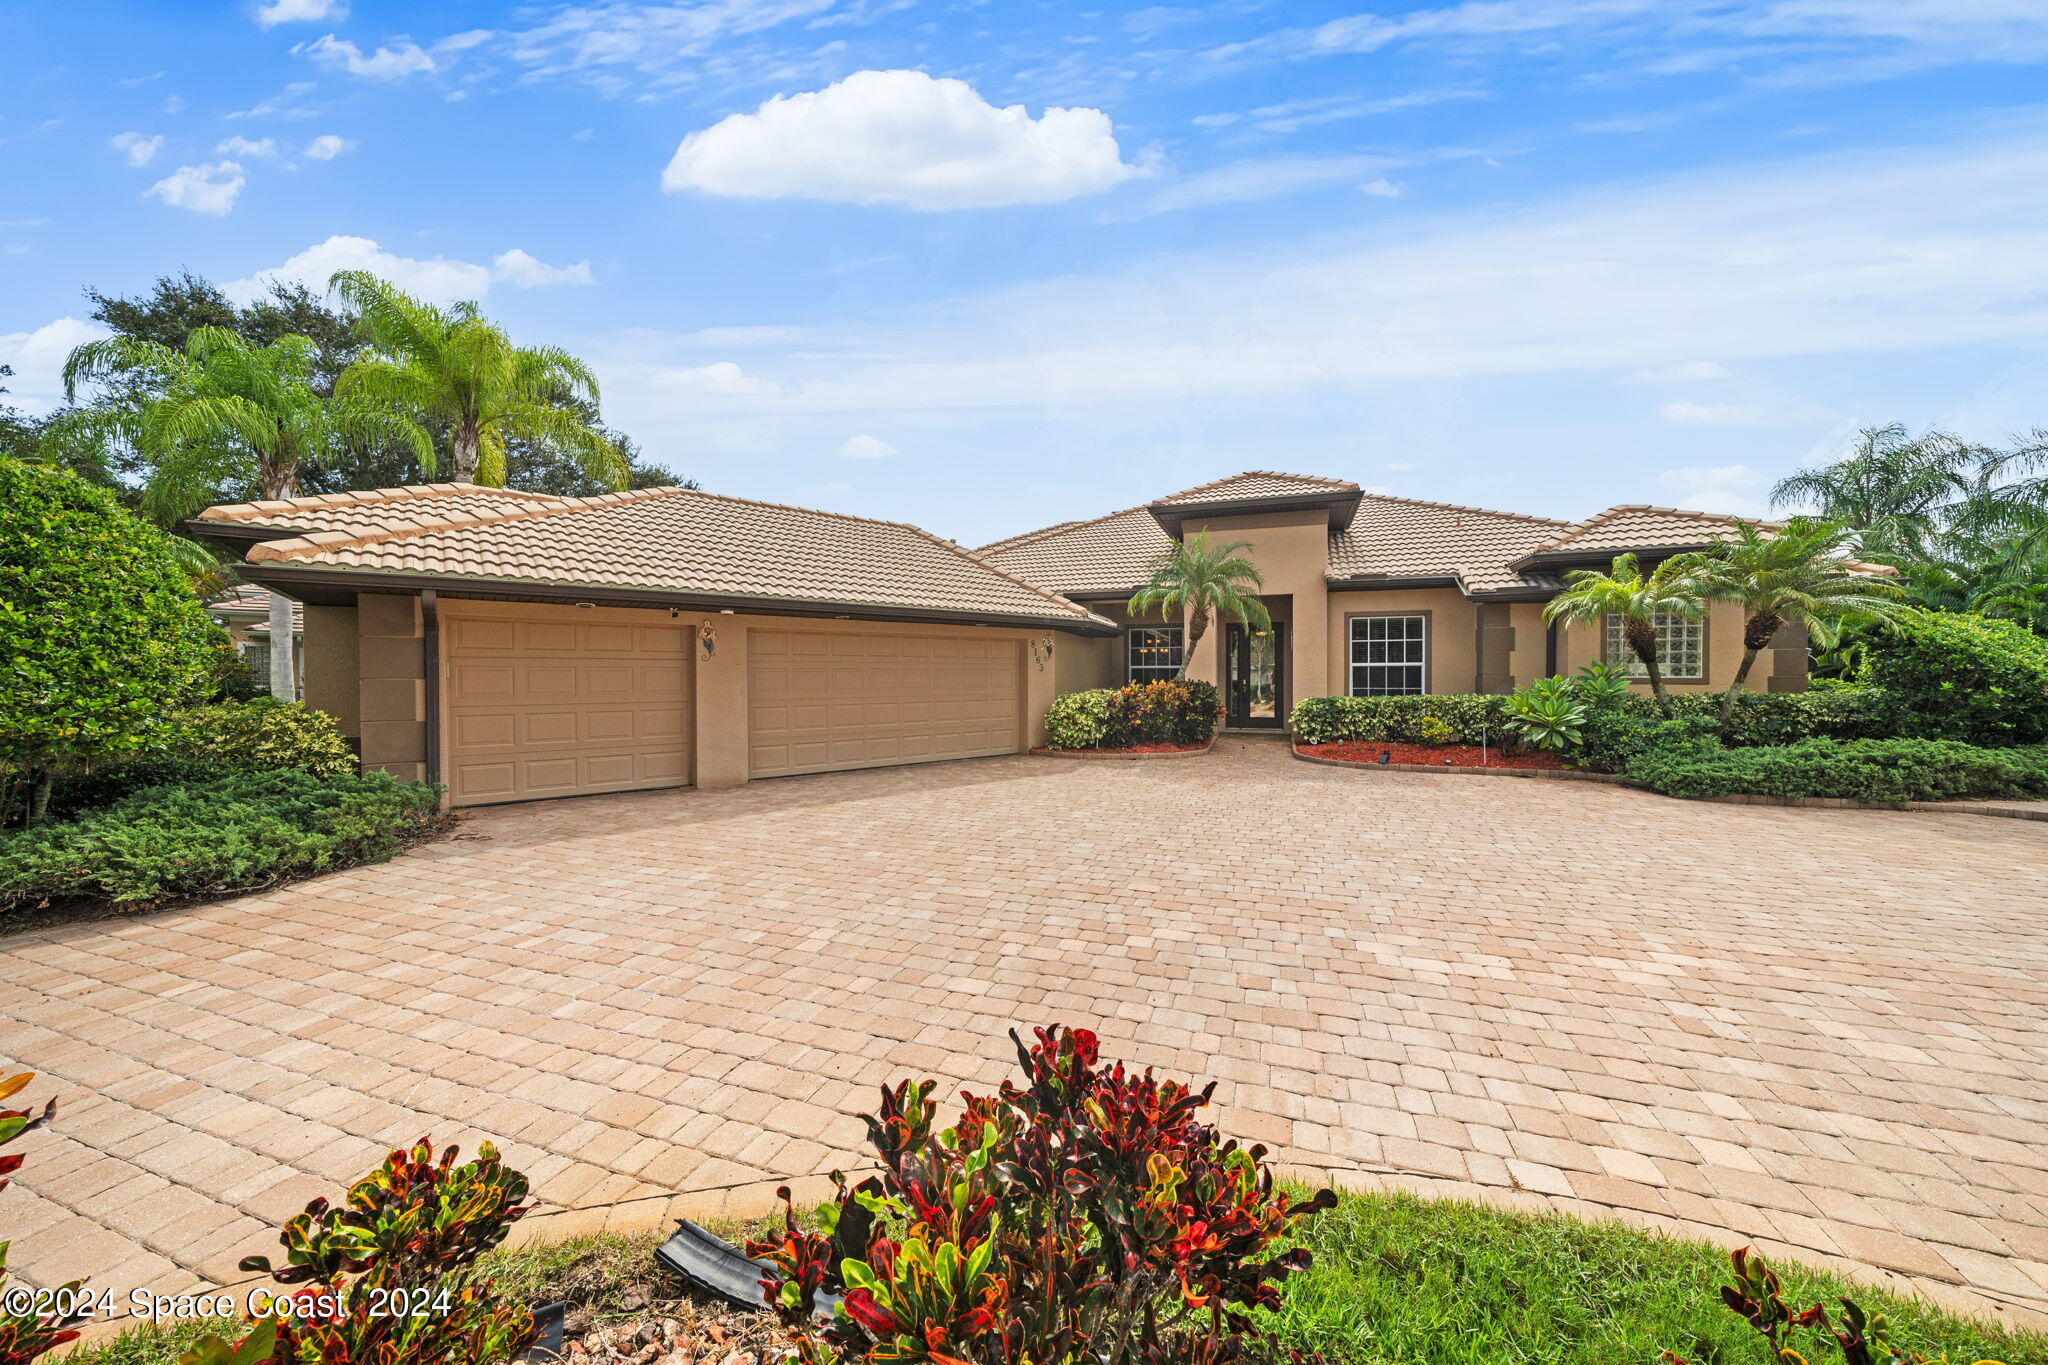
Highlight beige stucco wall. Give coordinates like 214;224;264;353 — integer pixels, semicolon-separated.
300;603;359;736
1176;509;1332;704
1554;598;1770;693
321;591;1076;799
1323;587;1480;697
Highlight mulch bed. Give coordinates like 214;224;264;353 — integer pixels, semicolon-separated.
1297;741;1571;771
554;1276;785;1364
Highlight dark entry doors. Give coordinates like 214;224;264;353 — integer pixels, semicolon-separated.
1225;622;1285;728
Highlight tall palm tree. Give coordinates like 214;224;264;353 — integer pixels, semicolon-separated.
1675;518;1911;723
1770;424;1971;553
1543;553;1706;716
1128;529;1269;679
328;271;627;489
59;326;427;697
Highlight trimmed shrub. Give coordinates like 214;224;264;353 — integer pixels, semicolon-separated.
1862;610;2048;746
0;770;443;912
50;699;356;816
1043;680;1220;749
1288;694;1513;745
1626;736;2048;804
748;1025;1334;1365
0;461;225;823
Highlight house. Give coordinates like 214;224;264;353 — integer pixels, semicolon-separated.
205;581;303;697
191;470;1802;808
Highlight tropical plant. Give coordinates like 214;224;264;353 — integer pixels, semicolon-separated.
0;1070;82;1363
55;325;427;697
328;271;627;490
177;1137;536;1365
1498;676;1589;752
1042;682;1220;749
0;462;225;827
1667;1247;2006;1365
1572;661;1636;709
747;1024;1335;1365
1542;553;1707;716
1128;530;1269;678
1414;715;1457;746
1674;517;1912;723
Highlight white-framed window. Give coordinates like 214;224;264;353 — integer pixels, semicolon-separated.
1605;613;1704;680
1349;615;1427;696
1126;626;1185;683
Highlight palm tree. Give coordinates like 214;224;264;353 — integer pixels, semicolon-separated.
1676;518;1911;723
59;326;428;698
328;271;627;489
1543;553;1706;716
1127;530;1269;679
1770;424;1971;553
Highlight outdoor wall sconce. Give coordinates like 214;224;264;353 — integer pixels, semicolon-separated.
697;621;717;661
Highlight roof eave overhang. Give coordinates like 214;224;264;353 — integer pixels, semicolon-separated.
1149;490;1363;536
184;519;308;557
1509;541;1723;572
1324;574;1462;592
239;564;1120;636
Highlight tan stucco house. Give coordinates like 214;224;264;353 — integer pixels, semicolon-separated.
192;469;1804;807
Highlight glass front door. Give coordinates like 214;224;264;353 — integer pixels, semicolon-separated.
1226;622;1285;728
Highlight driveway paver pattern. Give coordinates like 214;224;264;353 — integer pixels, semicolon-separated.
3;739;2047;1328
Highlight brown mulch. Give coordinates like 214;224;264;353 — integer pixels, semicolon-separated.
1297;741;1571;770
558;1299;787;1364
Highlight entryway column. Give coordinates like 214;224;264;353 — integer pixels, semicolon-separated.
693;618;749;788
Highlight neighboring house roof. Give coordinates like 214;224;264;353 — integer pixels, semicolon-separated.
206;580;302;633
216;483;1112;632
1153;471;1360;505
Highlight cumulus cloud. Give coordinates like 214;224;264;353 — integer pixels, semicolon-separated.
662;70;1140;211
0;318;110;413
1658;463;1772;516
147;162;246;215
216;135;280;159
109;132;164;167
649;361;779;396
296;33;436;80
1629;359;1731;383
837;434;898;459
253;0;346;26
226;235;594;304
303;133;356;160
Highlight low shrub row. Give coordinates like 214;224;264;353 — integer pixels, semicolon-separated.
48;697;356;818
1624;732;2048;804
1043;679;1220;749
0;770;444;912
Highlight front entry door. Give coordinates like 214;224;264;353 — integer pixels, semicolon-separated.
1225;622;1285;728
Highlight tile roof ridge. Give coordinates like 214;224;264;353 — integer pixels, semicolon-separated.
1156;469;1360;502
249;484;690;564
196;481;571;522
1352;490;1572;527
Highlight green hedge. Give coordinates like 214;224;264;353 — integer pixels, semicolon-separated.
1043;680;1220;749
1626;737;2048;804
1288;695;1513;745
51;697;357;816
1863;611;2048;746
0;770;444;912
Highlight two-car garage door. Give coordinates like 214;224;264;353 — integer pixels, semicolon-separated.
441;612;1025;804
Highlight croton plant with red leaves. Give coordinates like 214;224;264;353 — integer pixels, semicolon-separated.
0;1070;80;1365
747;1025;1334;1365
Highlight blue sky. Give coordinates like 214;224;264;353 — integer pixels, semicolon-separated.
6;0;2048;546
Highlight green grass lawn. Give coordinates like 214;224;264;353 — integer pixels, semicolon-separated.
58;1192;2045;1365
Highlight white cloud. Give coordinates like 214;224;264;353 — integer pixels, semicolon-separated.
1629;359;1731;383
837;434;898;459
146;162;246;215
1194;87;1489;134
650;361;780;396
303;134;356;160
1658;464;1772;516
0;318;110;413
1144;153;1409;213
216;135;279;159
109;132;164;167
1657;400;1781;426
489;248;594;287
228;82;320;120
500;0;838;92
296;33;436;80
226;235;596;305
253;0;346;26
662;69;1140;211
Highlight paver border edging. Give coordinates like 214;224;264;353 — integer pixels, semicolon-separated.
1290;743;2048;822
1032;737;1216;760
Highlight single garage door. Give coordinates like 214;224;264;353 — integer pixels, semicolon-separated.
748;629;1022;778
443;612;692;806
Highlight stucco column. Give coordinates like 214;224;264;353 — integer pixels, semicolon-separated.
1024;633;1059;747
356;592;426;783
693;618;749;789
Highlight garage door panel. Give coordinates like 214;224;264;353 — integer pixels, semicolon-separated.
445;613;693;806
749;628;1022;778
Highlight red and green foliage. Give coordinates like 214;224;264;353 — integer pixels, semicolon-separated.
1044;681;1221;749
182;1138;537;1365
1669;1248;2005;1365
0;1070;79;1364
748;1025;1333;1365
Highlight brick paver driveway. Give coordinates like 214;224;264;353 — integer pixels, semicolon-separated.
5;738;2047;1329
